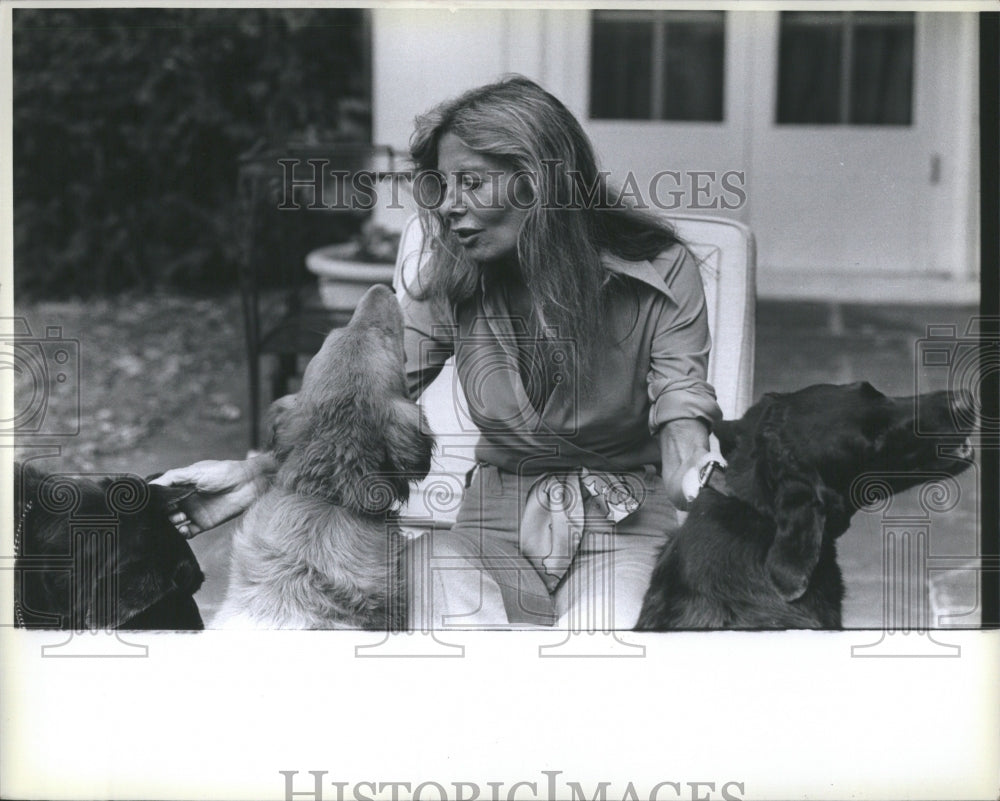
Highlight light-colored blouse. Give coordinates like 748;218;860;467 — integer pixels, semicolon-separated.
401;243;722;475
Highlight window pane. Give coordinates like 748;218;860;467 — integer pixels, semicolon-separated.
777;12;843;124
589;10;725;122
776;11;915;126
590;19;653;120
662;13;725;121
850;13;915;125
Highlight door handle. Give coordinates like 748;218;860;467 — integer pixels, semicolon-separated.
930;154;941;185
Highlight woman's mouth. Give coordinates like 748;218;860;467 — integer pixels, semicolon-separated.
453;228;483;245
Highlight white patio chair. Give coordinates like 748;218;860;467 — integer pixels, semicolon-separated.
393;213;756;525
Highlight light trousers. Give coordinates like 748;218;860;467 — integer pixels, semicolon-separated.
406;463;676;630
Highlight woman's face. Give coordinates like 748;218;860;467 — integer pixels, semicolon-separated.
435;132;531;271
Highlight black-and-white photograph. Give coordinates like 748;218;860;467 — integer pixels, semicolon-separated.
2;4;997;800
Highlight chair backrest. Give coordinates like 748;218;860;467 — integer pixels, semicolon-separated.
393;213;756;522
668;214;756;420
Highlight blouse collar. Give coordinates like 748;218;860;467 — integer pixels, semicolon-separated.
472;245;685;306
601;247;682;305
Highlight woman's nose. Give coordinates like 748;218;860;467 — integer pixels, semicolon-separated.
441;178;466;220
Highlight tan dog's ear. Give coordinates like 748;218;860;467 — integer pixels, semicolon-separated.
265;394;299;456
283;398;411;515
765;475;827;601
385;399;434;481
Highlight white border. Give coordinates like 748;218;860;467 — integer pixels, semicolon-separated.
1;3;997;800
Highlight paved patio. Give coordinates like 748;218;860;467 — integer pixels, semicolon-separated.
754;300;982;632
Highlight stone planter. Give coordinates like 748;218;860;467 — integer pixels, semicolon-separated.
305;243;396;311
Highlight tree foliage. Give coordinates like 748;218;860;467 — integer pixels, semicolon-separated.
13;8;370;296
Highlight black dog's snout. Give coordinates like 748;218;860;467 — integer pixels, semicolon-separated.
951;388;976;421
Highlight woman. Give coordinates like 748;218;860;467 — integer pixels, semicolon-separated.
156;76;723;630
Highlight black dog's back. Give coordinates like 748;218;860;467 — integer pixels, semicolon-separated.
14;462;205;630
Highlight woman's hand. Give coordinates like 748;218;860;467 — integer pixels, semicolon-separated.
150;454;277;537
659;418;712;510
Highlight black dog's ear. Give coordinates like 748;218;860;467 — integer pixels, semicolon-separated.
765;475;827;601
746;397;828;600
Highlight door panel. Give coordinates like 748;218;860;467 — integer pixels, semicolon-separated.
749;11;938;276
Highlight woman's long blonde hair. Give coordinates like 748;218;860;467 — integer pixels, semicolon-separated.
408;75;680;364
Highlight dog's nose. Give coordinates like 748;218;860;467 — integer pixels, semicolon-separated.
353;284;399;318
358;283;395;304
350;284;403;336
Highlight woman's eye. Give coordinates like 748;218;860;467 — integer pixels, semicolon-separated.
459;173;482;190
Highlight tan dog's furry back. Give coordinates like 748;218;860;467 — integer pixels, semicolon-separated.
215;285;433;629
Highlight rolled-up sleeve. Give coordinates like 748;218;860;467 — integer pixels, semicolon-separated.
646;246;723;432
401;292;455;400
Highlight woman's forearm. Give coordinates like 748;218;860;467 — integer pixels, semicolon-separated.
659;418;711;509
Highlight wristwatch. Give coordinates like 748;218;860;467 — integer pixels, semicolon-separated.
682;454;728;505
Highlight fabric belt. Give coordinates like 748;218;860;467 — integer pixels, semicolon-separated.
518;467;649;592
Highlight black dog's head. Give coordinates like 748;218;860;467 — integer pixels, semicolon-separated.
272;284;434;514
15;463;205;629
714;382;975;601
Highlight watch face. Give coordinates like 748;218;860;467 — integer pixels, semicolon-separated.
698;459;726;488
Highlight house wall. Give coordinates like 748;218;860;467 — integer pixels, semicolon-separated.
371;8;979;302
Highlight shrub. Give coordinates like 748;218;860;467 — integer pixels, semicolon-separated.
13;7;370;297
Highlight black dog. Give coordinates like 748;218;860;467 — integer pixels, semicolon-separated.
636;383;975;630
14;462;205;630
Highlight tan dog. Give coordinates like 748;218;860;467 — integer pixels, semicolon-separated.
215;285;433;629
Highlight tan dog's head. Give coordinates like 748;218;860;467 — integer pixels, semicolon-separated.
271;285;434;514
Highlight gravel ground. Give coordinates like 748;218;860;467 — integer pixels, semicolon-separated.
12;290;250;476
